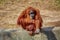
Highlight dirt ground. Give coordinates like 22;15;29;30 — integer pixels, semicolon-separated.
0;0;60;29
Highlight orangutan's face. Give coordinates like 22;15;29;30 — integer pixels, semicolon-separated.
29;10;36;19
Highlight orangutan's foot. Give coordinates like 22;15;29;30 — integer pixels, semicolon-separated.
34;29;40;34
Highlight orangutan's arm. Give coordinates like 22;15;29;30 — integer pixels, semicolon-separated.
17;10;26;25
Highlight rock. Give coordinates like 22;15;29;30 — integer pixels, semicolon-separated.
0;27;60;40
0;28;33;40
33;27;60;40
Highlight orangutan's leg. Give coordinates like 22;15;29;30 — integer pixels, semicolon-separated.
34;20;40;34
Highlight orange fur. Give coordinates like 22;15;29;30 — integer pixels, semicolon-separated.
17;7;43;35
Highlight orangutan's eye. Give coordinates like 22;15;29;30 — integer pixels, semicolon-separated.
30;10;35;14
30;14;35;17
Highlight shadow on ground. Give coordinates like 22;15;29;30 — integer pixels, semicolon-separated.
41;27;57;40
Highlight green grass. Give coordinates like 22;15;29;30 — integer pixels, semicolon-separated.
0;0;5;4
56;0;60;4
55;0;60;10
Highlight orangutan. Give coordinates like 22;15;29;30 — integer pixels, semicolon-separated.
17;7;43;35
